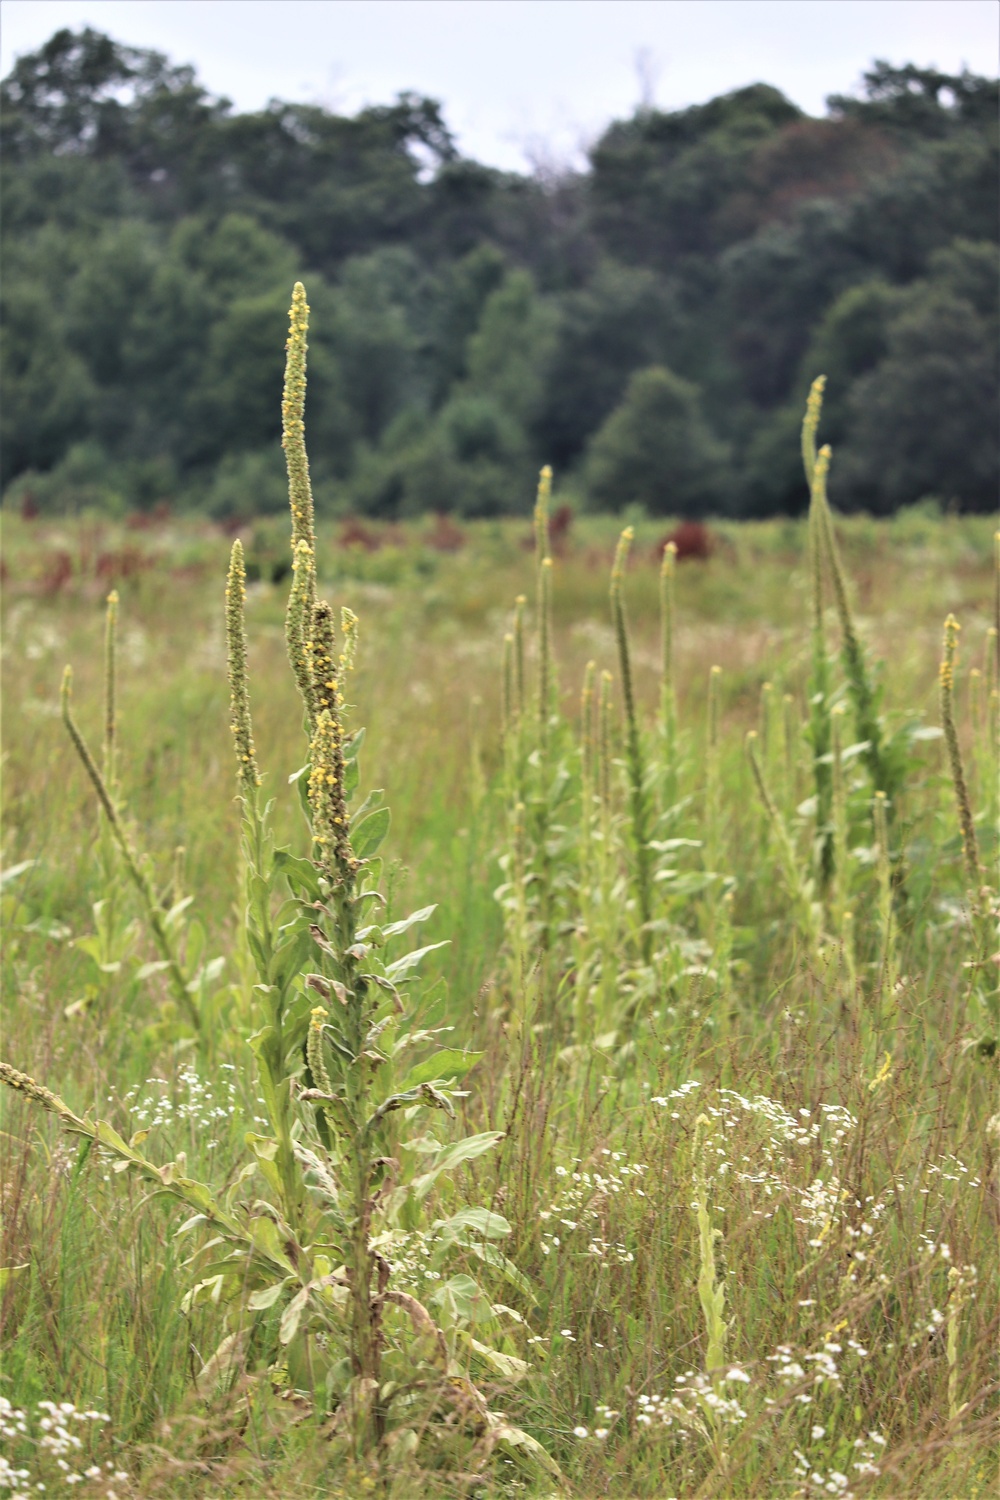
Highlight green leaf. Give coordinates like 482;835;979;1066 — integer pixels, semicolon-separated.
248;1280;290;1311
0;1263;29;1292
429;1273;484;1324
96;1120;132;1156
268;927;313;994
466;1240;535;1300
384;941;450;984
134;960;170;984
0;859;37;889
21;918;71;941
488;1418;564;1481
462;1333;529;1381
352;806;391;860
272;850;322;899
382;904;437;939
279;1285;310;1345
343;727;366;761
400;1049;482;1090
350;789;384;828
163;895;195;929
435;1207;511;1239
410;1130;504;1200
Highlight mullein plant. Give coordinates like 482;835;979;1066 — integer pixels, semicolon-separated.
806;378;914;818
610;527;655;970
2;284;556;1484
801;381;834;894
496;470;576;1032
939;614;997;1050
659;540;679;808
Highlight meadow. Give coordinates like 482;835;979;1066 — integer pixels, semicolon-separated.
1;308;997;1499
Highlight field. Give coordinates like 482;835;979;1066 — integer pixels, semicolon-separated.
1;474;997;1497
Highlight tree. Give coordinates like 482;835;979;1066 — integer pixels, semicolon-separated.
584;366;728;514
836;284;998;512
533;260;682;470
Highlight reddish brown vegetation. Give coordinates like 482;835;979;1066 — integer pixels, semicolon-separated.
339;518;382;552
549;505;574;556
125;501;172;530
660;520;713;562
425;513;465;552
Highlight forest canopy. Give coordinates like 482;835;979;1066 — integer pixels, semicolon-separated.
2;28;997;517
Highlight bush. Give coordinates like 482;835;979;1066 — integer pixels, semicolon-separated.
584;365;729;514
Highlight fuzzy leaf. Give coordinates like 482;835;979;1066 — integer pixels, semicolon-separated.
248;1280;289;1311
399;1049;481;1090
435;1207;511;1239
279;1285;310;1345
381;904;437;939
384;941;450;984
352;806;391;860
463;1334;529;1381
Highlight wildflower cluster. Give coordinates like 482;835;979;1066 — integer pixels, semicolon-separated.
651;1085;876;1240
792;1429;886;1497
122;1064;237;1138
538;1153;648;1263
634;1368;750;1438
0;1398;128;1499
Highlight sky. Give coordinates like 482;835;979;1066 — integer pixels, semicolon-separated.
2;0;998;172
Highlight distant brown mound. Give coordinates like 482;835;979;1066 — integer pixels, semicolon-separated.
659;520;713;561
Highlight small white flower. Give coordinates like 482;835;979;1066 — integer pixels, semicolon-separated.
811;1424;826;1440
573;1425;589;1438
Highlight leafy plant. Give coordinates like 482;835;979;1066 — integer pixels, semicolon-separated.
1;284;557;1487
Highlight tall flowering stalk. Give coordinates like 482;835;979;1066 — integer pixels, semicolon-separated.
611;527;654;966
660;540;678;806
284;283;318;723
534;466;554;741
103;588;118;792
803;385;834;892
940;615;982;908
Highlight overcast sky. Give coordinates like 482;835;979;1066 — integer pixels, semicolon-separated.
2;0;997;172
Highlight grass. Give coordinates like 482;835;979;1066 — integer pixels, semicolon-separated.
1;475;997;1500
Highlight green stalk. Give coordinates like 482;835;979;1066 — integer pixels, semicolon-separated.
611;528;653;966
807;444;833;892
535;467;554;743
940;615;983;909
746;731;819;959
831;703;849;938
782;692;799;820
660;540;678;806
815;444;893;800
61;668;200;1032
873;790;898;1018
103;589;118;793
705;665;722;874
575;662;598;1031
597;670;617;1016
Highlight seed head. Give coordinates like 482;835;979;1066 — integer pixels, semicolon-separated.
225;540;260;791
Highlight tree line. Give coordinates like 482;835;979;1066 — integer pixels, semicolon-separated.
2;28;997;517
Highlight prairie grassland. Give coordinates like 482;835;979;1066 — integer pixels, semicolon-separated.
1;498;997;1500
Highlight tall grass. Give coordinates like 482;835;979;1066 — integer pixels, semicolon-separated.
1;325;996;1498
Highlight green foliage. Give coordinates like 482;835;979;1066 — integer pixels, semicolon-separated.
2;32;996;514
1;495;997;1496
584;366;728;514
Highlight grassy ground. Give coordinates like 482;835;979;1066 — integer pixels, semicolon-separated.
1;505;997;1498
